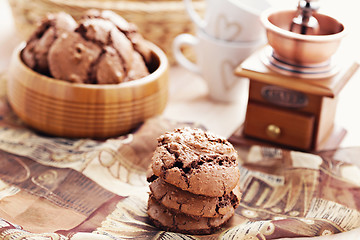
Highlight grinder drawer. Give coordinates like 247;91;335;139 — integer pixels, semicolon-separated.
244;102;315;150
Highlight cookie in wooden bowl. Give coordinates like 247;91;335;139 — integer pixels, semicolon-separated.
7;11;168;138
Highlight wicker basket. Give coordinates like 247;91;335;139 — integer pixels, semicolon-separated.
8;0;204;64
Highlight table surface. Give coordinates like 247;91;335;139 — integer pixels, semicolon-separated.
1;0;360;239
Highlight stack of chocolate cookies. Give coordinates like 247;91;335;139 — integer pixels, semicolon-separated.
147;127;241;235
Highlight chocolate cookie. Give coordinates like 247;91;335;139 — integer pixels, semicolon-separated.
48;31;102;83
149;177;241;218
147;196;233;235
22;11;150;84
151;127;240;197
22;12;77;74
83;9;152;64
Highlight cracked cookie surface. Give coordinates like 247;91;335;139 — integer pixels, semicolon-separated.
147;196;233;235
151;127;240;197
149;177;241;218
22;11;150;84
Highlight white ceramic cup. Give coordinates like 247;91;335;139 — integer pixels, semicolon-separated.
184;0;271;42
173;29;264;102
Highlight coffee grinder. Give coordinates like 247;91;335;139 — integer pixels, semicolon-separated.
232;0;359;151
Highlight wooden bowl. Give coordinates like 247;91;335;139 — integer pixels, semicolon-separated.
7;41;168;138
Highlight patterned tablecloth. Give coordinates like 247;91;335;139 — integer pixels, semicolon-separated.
0;73;360;239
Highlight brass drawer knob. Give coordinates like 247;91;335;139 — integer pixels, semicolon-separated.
266;124;281;139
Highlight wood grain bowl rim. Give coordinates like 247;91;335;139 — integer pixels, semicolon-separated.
10;93;166;121
12;107;162;127
10;82;168;111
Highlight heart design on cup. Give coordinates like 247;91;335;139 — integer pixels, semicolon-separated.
215;14;242;41
221;60;238;91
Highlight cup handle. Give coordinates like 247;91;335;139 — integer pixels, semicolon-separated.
183;0;206;29
173;33;200;74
